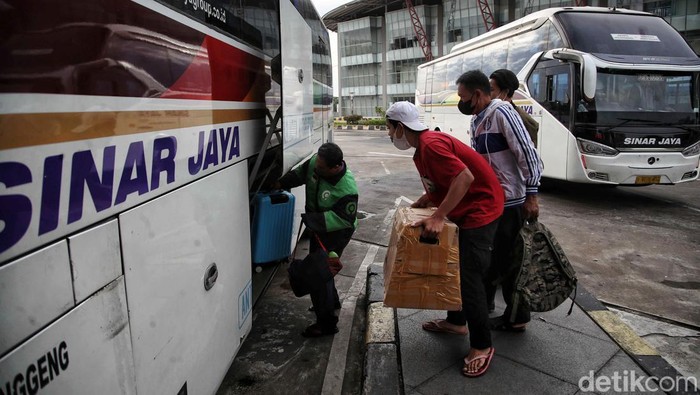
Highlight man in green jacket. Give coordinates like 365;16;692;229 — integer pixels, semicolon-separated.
276;142;359;337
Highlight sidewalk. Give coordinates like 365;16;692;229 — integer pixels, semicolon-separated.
363;263;699;395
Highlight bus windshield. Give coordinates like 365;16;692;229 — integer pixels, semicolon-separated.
583;70;696;117
557;12;698;60
574;69;700;149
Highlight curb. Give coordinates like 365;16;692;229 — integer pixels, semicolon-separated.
363;263;402;395
574;286;698;394
362;263;697;395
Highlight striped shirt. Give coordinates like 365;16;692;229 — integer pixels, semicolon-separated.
471;99;543;208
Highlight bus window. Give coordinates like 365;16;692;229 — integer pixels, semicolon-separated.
507;28;547;73
597;72;694;113
460;47;483;76
481;40;508;77
447;56;462;91
433;61;448;103
530;63;572;126
545;20;565;49
556;12;697;58
528;69;545;102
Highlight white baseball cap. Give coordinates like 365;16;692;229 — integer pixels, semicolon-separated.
386;101;428;132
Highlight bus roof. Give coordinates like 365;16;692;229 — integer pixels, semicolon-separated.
418;7;654;69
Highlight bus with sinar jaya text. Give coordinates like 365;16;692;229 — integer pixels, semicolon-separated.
416;7;700;185
0;0;332;393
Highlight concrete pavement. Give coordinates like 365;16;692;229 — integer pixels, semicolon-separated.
364;262;699;395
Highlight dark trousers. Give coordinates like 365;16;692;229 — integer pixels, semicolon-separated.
445;218;499;350
309;228;354;329
484;205;530;324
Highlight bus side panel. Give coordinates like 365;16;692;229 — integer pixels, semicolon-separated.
537;109;569;180
119;162;252;395
280;0;315;174
69;219;122;304
0;240;74;356
0;277;136;395
567;135;591;182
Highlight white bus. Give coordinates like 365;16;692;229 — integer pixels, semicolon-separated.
417;7;700;185
0;0;332;393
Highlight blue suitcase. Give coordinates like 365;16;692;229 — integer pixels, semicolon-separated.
250;191;295;265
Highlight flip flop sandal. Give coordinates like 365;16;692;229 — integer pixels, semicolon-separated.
422;319;468;335
463;347;495;378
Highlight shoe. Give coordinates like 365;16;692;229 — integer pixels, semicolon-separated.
301;323;339;338
489;315;526;333
462;347;495;378
421;319;468;335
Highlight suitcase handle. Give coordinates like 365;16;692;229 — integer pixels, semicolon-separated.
269;192;290;204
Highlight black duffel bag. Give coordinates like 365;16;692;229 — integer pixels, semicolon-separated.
288;249;334;297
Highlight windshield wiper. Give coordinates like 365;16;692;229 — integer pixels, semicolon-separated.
605;118;698;133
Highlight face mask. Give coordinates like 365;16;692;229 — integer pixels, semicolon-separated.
392;127;412;150
458;99;474;115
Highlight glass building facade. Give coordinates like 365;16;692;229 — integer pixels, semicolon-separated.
327;0;700;118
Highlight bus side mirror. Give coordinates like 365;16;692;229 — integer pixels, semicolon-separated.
580;56;597;102
549;49;597;101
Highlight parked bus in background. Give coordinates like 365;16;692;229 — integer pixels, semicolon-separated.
0;0;331;393
416;7;700;185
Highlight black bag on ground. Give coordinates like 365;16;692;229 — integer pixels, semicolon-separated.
510;220;578;321
288;249;333;297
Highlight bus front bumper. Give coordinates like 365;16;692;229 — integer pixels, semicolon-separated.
580;152;700;185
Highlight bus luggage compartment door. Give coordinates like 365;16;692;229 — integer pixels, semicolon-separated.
119;162;253;395
0;276;136;395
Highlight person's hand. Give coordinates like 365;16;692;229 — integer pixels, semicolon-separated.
522;195;539;221
412;215;445;240
262;179;281;191
411;194;432;208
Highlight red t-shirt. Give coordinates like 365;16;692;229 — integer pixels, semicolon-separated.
414;131;504;229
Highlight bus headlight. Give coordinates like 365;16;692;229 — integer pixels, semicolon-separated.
577;138;618;156
681;140;700;157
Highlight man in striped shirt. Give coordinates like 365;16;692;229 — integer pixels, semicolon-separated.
456;70;544;332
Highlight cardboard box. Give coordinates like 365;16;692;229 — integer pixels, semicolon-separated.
383;207;461;310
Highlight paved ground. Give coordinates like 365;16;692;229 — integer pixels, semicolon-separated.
218;130;699;394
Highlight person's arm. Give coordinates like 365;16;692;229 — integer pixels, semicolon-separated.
276;158;311;190
411;193;434;208
498;106;543;220
415;167;473;239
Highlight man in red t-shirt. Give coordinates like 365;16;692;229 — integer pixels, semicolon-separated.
385;101;504;378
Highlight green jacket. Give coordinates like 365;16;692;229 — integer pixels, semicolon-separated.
279;155;359;234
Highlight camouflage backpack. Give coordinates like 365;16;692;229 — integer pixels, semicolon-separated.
510;220;577;321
